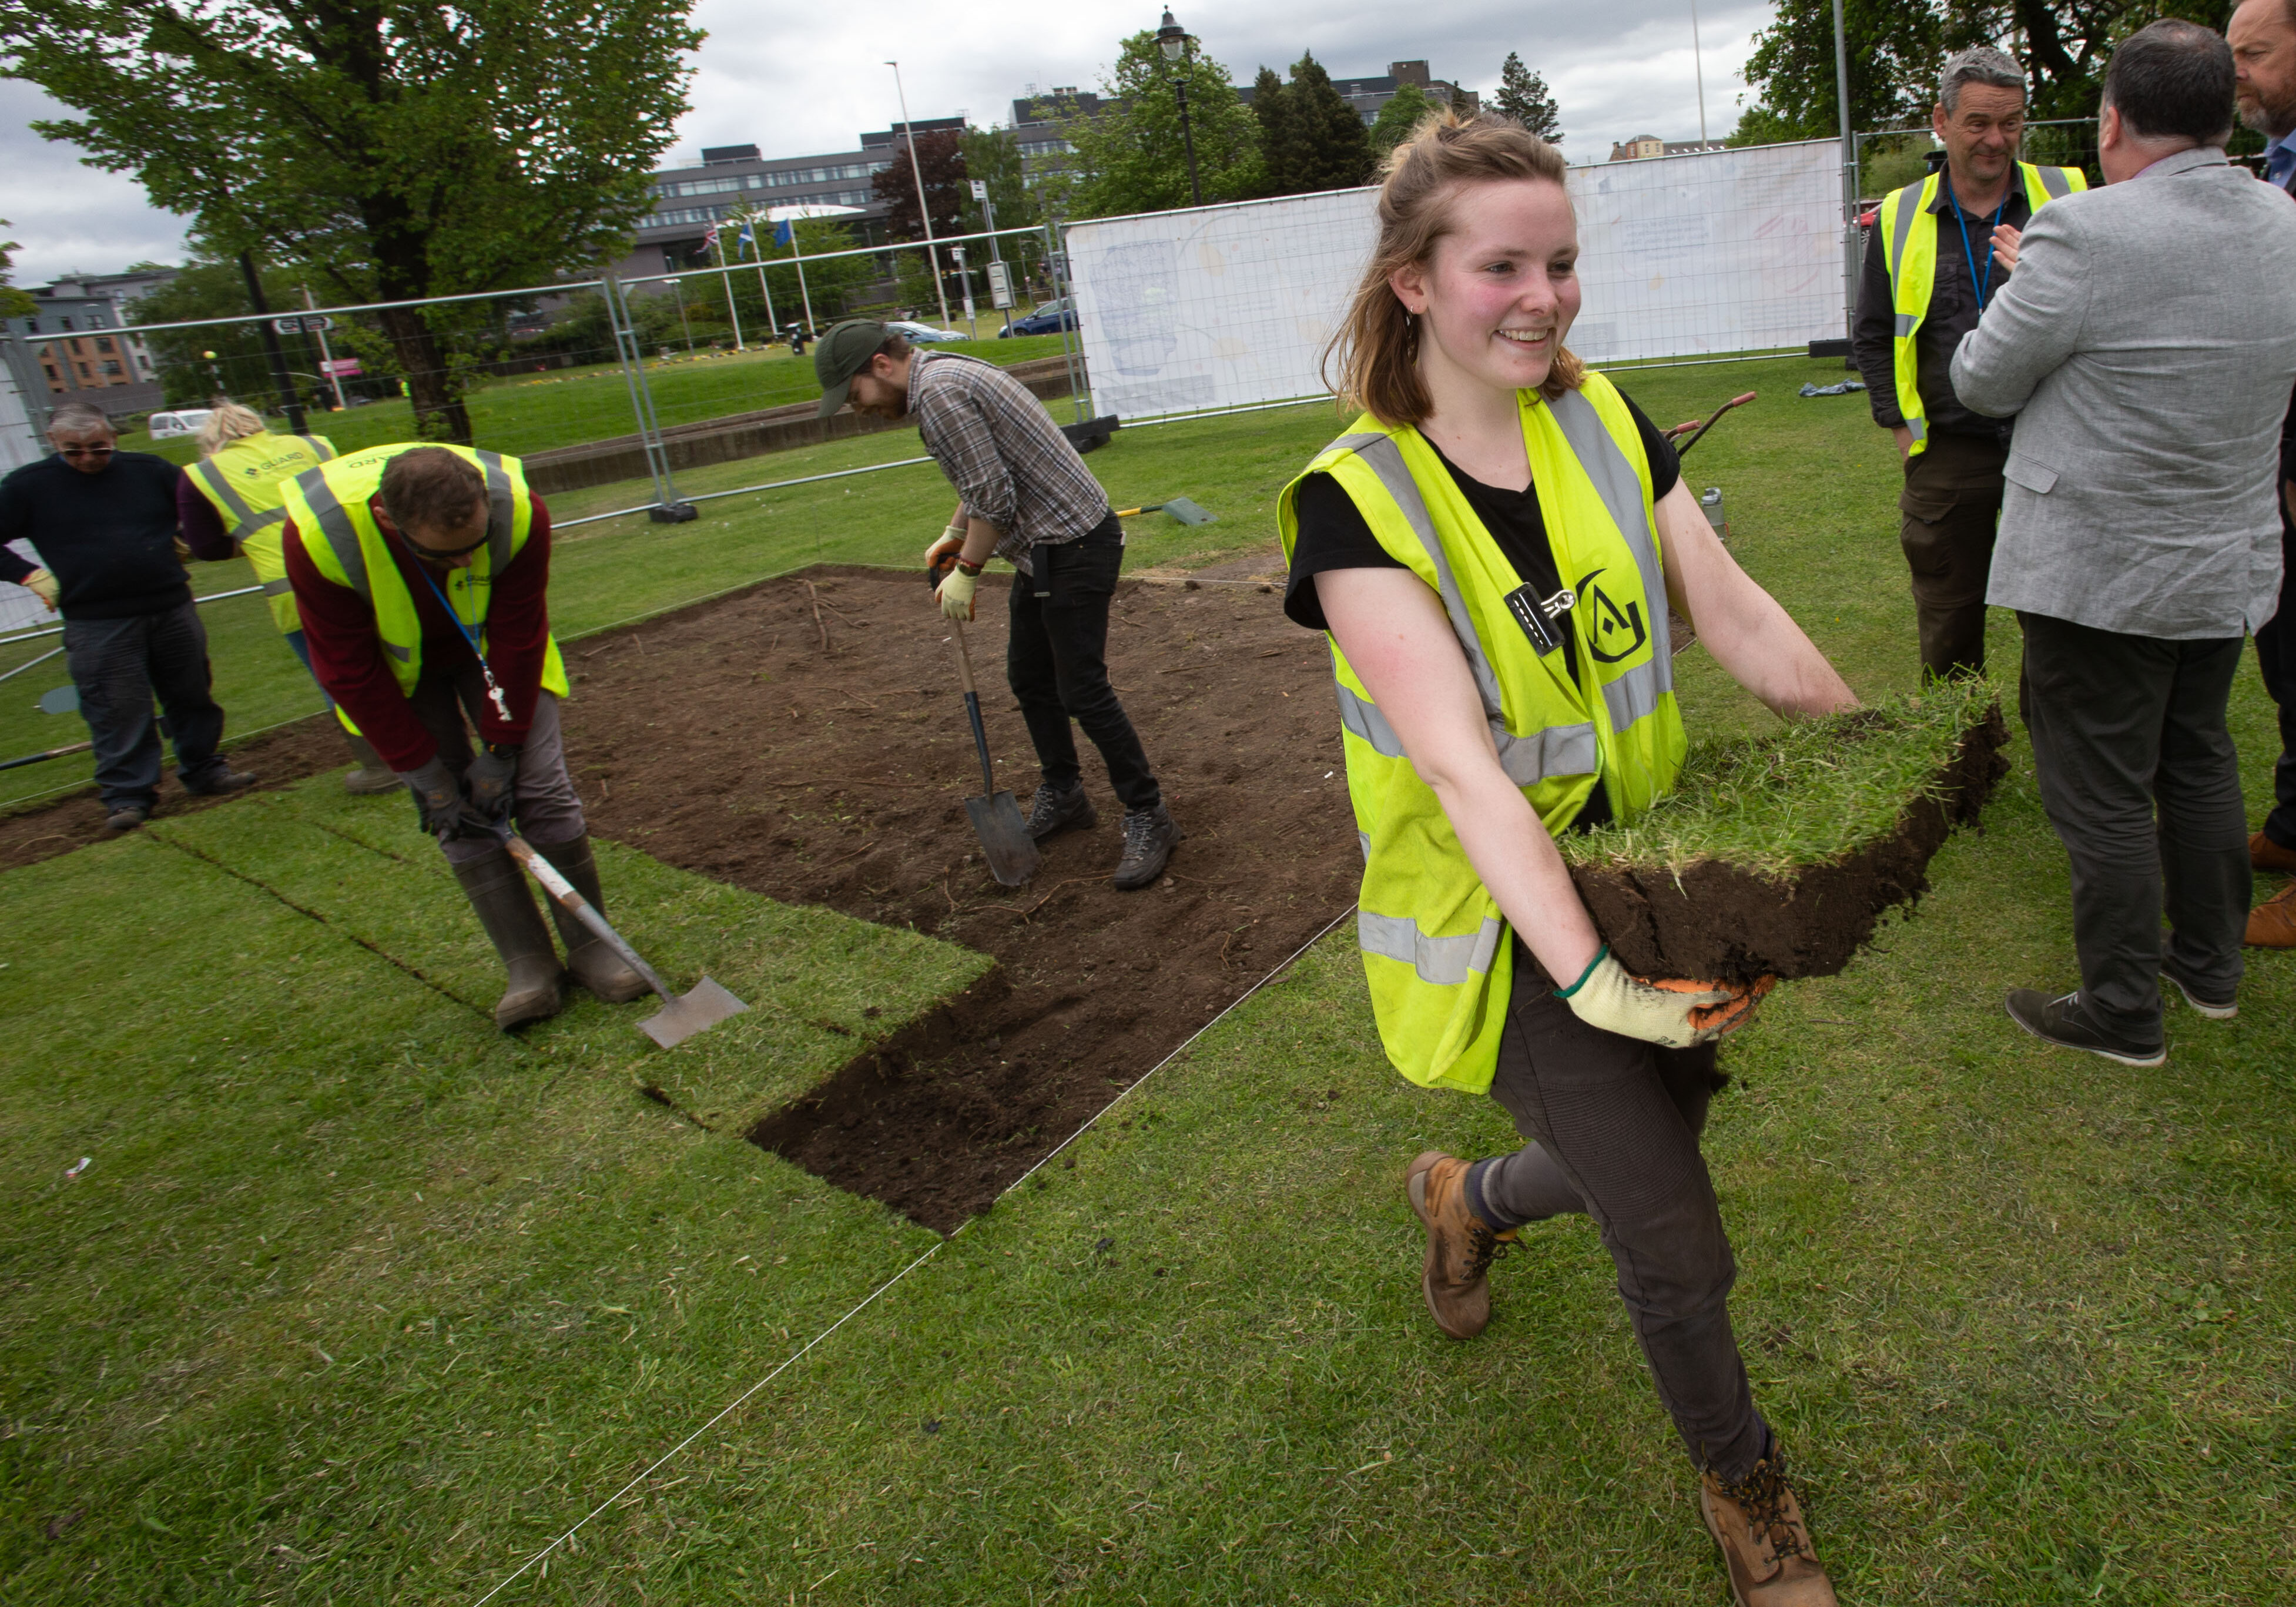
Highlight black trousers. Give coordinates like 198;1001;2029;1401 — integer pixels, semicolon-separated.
2256;519;2296;850
1467;940;1767;1482
1005;516;1161;812
2017;612;2250;1034
63;600;227;809
1899;431;2007;679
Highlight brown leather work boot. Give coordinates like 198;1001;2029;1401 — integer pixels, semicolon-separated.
1405;1151;1514;1340
1700;1450;1838;1607
2250;831;2296;875
2247;882;2296;948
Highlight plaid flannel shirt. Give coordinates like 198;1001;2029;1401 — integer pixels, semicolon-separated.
909;351;1109;574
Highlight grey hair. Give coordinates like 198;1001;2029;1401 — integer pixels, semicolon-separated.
45;401;113;435
1939;46;2027;113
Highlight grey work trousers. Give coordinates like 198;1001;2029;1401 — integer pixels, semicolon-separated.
2016;611;2250;1036
63;600;229;809
403;662;586;866
1466;939;1768;1481
1899;430;2008;680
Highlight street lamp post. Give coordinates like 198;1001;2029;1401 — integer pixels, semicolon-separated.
1156;10;1204;207
887;61;956;330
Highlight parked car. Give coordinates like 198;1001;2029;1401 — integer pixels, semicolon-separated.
1001;299;1078;336
886;320;966;343
146;409;214;439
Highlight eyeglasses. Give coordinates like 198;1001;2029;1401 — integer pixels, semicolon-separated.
56;444;115;459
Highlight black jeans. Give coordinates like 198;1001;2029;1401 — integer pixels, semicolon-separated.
2256;519;2296;849
1466;940;1767;1481
1005;516;1161;812
2017;611;2250;1035
62;600;227;809
1899;431;2007;679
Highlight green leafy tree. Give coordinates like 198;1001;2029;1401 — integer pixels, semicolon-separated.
1062;30;1263;217
1492;52;1564;140
1734;0;1941;141
3;0;701;443
1263;53;1373;193
1367;80;1433;156
956;125;1045;310
128;256;333;407
0;223;35;319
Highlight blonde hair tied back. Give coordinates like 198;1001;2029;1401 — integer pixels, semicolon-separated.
1325;105;1584;427
196;399;270;457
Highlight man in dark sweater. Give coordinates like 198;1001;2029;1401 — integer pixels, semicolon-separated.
0;403;252;830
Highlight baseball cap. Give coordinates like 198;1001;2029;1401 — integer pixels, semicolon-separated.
815;319;892;419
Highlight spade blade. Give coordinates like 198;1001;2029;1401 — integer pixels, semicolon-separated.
966;789;1041;886
1162;497;1216;525
639;976;750;1049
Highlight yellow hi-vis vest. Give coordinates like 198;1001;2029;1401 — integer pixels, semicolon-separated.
278;444;569;736
1276;373;1688;1095
184;430;337;635
1878;160;2086;455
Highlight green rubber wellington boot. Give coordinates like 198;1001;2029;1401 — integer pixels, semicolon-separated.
534;835;651;1004
451;848;565;1029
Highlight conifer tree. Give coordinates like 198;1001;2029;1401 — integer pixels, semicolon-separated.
1493;51;1564;142
1265;52;1374;193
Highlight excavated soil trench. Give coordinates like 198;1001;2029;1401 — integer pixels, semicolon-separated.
1569;707;2011;983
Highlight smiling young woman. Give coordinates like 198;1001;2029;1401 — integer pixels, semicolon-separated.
1276;109;1856;1605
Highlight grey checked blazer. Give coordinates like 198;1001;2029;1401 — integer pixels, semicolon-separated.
1949;146;2296;638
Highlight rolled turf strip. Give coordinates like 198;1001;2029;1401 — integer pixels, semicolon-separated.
1560;679;2011;983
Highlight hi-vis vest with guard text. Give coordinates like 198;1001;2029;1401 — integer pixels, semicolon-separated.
1277;373;1688;1095
1878;160;2086;456
279;444;568;735
184;430;336;635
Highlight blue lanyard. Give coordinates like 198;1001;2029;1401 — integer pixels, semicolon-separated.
1948;186;2008;312
394;528;514;724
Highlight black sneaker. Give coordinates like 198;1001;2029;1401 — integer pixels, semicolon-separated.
182;766;256;796
1111;803;1184;890
1023;783;1095;841
2159;960;2237;1020
2005;987;2165;1067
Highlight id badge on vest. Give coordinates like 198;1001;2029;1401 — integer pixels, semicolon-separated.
1503;583;1576;657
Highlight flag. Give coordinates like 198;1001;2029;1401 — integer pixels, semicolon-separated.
736;220;755;254
700;222;721;253
775;220;795;247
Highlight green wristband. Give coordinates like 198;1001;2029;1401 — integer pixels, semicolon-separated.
1552;945;1610;999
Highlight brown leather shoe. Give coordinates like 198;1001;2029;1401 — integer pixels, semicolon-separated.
2247;881;2296;948
1701;1451;1838;1607
1404;1151;1514;1340
2252;832;2296;875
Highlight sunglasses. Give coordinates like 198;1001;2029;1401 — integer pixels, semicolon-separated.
56;444;116;459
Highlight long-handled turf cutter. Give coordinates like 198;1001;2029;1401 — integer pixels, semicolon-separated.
0;739;92;772
498;831;749;1049
1664;390;1757;457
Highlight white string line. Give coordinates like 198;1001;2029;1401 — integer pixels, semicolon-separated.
471;900;1357;1604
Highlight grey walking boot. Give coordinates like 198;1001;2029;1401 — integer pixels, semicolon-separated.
1111;802;1184;890
1023;782;1095;841
451;848;566;1029
340;730;401;796
534;834;651;1003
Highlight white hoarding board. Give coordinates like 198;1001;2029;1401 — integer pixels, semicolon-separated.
1065;140;1842;419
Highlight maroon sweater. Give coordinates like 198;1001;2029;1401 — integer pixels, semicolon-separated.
283;495;555;771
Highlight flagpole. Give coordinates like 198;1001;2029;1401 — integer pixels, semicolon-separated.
712;225;745;351
743;214;780;340
887;61;954;330
789;216;819;334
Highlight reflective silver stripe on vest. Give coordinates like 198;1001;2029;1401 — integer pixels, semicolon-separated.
189;459;265;542
2034;164;2073;200
1544;389;1675;725
1358;910;1503;986
299;435;336;463
474;450;516;575
293;466;370;605
262;578;295;597
1885;177;1928;300
1892;312;1918;337
1336;681;1405;755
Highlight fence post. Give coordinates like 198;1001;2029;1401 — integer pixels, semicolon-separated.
2;337;52;444
1044;220;1088;424
1832;0;1858;337
600;271;695;524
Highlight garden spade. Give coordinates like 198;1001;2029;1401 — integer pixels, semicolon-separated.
947;620;1040;886
498;831;749;1049
1114;497;1216;525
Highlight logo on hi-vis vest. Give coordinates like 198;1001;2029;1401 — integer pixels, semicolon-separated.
1574;567;1647;664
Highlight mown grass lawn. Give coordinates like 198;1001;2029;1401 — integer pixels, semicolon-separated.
4;355;2292;1602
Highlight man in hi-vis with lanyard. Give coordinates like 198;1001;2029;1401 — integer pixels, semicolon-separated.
1852;46;2087;681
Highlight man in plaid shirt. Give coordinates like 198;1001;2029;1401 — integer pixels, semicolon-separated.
815;320;1182;889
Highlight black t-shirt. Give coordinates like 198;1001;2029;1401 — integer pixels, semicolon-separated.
1285;389;1681;834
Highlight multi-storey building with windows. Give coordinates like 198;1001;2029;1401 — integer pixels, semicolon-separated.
4;268;177;414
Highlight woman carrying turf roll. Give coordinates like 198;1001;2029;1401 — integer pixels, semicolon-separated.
1277;108;1856;1606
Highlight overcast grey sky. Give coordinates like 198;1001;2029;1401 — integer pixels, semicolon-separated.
4;0;1771;286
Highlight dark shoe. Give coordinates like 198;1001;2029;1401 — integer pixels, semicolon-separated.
451;848;565;1029
341;731;401;796
2251;831;2296;875
533;835;651;1003
1405;1151;1514;1340
1111;803;1183;890
2247;882;2296;949
1023;782;1095;841
182;766;256;796
2004;987;2164;1067
104;804;149;833
2159;959;2237;1020
1700;1449;1838;1607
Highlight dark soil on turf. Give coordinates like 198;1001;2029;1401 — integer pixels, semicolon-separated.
561;567;1356;1231
1568;705;2011;983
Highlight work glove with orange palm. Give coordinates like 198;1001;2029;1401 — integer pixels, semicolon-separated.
1554;947;1774;1047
